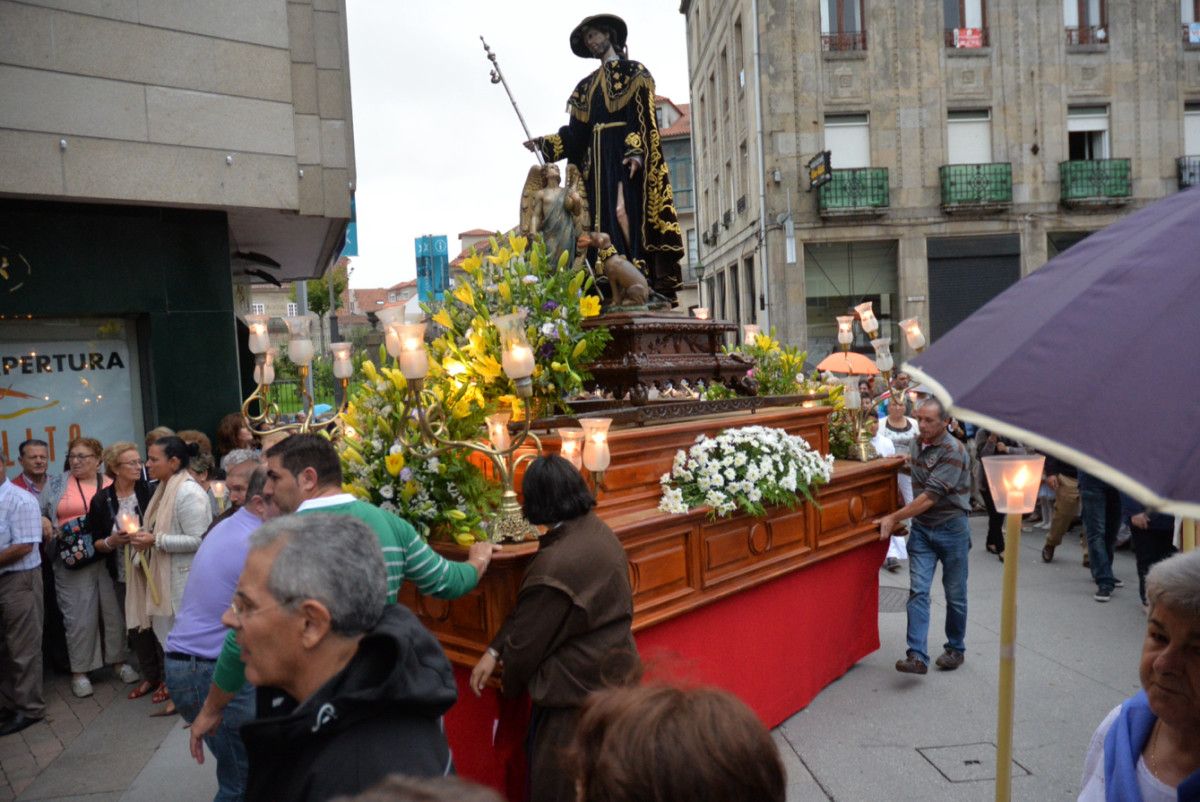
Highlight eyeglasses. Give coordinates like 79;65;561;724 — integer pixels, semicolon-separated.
118;460;144;468
68;453;97;461
228;595;293;623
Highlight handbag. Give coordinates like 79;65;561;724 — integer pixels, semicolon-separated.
56;477;103;570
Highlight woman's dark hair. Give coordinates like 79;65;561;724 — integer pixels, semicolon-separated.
568;684;786;802
521;454;595;525
215;412;253;458
265;433;343;488
153;436;197;473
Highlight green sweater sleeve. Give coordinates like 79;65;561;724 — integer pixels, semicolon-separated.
391;514;479;600
212;628;247;694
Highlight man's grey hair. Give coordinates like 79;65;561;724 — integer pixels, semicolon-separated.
916;397;949;421
1146;549;1200;618
249;513;387;635
221;448;262;473
244;467;268;501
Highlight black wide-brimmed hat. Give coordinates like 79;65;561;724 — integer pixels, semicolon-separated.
570;13;628;58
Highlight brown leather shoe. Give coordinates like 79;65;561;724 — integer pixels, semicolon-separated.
935;648;965;670
895;652;928;675
1042;544;1055;563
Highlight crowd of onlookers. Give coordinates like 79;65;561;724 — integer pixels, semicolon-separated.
0;418;797;802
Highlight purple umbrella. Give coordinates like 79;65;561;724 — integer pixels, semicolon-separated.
904;186;1200;518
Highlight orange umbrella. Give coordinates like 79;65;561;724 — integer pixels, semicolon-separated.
816;351;879;375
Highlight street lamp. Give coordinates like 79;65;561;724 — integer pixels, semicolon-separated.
981;453;1046;802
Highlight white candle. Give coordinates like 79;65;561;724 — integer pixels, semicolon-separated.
1005;490;1023;511
248;325;269;353
502;344;535;380
693;307;710;320
557;428;584;469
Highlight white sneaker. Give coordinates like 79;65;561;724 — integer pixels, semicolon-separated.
71;676;94;698
117;664;140;684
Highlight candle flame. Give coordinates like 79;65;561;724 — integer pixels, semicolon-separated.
1006;464;1032;491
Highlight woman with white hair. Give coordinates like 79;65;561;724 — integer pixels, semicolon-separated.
1078;548;1200;800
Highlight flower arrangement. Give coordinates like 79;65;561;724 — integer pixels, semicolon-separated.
701;329;820;400
338;233;611;544
428;233;610;418
658;425;835;519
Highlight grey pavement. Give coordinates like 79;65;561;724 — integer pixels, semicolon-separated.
4;516;1146;801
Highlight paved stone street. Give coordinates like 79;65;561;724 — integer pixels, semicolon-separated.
2;516;1148;801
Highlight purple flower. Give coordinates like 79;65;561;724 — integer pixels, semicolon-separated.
539;342;556;359
399;467;413;482
542;300;559;312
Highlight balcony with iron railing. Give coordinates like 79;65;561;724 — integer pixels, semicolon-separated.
1059;159;1131;206
818;168;889;218
943;27;990;48
1065;25;1108;46
939;163;1012;212
1178;156;1200;189
821;31;867;52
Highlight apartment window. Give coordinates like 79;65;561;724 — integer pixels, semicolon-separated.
729;264;741;327
821;0;867;51
944;0;988;47
743;256;757;325
687;229;699;270
824;114;871;168
250;303;265;315
286;302;298;317
715;271;727;321
1186;103;1200;155
1064;0;1107;44
734;18;746;88
740;140;751;204
1067;106;1110;160
720;48;730;114
1185;2;1200;43
947;109;992;164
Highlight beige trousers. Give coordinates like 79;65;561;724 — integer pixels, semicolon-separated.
53;559;127;673
1043;474;1084;549
0;566;45;716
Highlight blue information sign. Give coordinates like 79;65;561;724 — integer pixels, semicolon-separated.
415;235;449;303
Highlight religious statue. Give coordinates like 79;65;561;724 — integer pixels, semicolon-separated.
518;162;588;269
524;14;685;305
579;231;651;307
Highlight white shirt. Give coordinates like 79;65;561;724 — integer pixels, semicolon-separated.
1078;704;1176;802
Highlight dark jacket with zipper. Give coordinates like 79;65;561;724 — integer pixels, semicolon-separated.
241;604;457;802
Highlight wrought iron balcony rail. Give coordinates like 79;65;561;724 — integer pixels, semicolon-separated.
1065;25;1108;45
939;163;1012;210
1178;156;1200;189
818;168;889;216
821;31;867;52
1059;159;1131;204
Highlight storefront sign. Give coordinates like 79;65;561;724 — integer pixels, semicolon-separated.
1;340;136;467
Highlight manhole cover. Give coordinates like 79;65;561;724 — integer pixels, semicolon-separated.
878;586;908;612
917;742;1031;783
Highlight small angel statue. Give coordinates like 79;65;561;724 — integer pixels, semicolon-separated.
519;162;588;269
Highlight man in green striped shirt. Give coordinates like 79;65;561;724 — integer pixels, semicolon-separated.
188;434;495;764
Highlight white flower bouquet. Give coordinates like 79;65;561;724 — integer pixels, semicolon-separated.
658;425;836;519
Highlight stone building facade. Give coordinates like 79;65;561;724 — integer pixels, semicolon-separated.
683;0;1200;357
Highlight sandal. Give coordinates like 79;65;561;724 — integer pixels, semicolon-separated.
127;680;155;700
986;544;1000;555
150;683;170;705
150;702;177;718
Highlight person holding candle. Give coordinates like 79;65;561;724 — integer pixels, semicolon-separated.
86;441;161;701
469;455;639;802
127;436;213;713
875;398;973;675
38;437;139;698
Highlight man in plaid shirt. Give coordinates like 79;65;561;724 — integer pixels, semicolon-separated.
0;468;45;735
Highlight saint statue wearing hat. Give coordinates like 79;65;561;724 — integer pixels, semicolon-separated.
524;14;684;305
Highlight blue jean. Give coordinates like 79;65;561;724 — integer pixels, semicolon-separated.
1078;472;1120;592
906;516;971;664
165;655;254;802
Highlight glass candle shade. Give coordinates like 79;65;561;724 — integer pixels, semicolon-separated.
871;338;894;373
982;455;1047;513
580;418;612;472
742;324;761;344
330;342;353;379
376;306;407;358
283;314;316;366
854;301;879;337
692;307;710;320
836;315;855;348
494;312;535;381
486;412;512;452
246;314;271;354
253;348;277;387
899;317;927;350
557;428;584;469
117;511;139;534
395;322;429;380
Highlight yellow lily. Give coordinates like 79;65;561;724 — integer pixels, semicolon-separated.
487;247;512;266
461;253;483;279
432;309;453;329
507;233;528;256
453;284;475;307
498;281;512;302
385;452;405;477
580;296;601;318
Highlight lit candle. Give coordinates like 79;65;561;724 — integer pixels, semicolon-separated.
557;428;584;469
580;419;612;472
117;511;139;534
246;314;270;354
836;315;855;348
210;481;228;512
396;322;429;380
502;343;535;381
742;323;761;344
900;317;926;350
486;412;512;451
330;342;353;379
854;301;878;337
693;307;710;320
